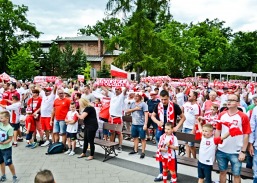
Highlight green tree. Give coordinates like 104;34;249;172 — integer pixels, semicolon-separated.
8;46;39;80
47;43;62;76
78;17;124;39
188;19;232;72
227;31;257;72
0;0;40;73
81;62;91;81
97;62;111;78
59;43;87;78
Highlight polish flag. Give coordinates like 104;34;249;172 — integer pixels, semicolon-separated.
110;65;128;79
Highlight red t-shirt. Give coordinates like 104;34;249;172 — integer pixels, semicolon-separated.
27;97;42;113
25;115;36;132
54;98;71;120
9;90;20;101
0;90;9;105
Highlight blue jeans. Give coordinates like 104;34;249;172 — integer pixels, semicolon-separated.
253;148;257;182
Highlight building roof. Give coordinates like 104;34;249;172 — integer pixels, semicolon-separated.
104;50;124;56
87;56;103;62
39;40;53;44
55;35;103;42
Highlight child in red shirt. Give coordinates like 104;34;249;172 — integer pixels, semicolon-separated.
25;107;37;149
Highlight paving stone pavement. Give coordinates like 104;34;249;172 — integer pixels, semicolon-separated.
6;141;155;183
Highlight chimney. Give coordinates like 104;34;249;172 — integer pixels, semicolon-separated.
98;36;102;56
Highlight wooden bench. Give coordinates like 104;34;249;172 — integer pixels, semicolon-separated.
175;131;200;156
122;115;132;136
94;123;122;162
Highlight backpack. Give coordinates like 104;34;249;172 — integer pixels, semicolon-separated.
46;142;64;155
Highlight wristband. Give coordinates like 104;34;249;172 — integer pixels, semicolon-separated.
241;151;246;154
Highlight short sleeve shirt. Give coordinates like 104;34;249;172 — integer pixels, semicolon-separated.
130;102;148;125
0;123;14;150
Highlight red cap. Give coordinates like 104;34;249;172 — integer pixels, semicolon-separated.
115;87;122;90
44;87;52;91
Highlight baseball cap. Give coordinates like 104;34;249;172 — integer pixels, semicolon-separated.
115;87;122;90
44;87;52;92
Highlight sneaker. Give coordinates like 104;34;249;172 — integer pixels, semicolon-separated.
117;146;122;153
38;140;44;146
41;140;50;147
13;175;18;183
129;151;138;155
17;137;23;142
68;151;75;156
0;175;6;182
12;142;18;147
154;174;163;182
30;142;38;149
140;153;145;159
25;144;33;148
64;149;71;155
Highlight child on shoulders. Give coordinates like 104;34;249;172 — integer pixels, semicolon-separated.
156;122;178;183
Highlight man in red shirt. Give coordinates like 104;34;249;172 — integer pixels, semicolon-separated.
27;89;43;145
8;82;20;101
51;88;71;145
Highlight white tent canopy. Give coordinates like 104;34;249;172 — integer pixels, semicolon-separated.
195;72;257;81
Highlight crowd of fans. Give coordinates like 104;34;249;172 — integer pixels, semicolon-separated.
0;78;256;183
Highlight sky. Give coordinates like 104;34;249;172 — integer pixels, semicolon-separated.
12;0;257;40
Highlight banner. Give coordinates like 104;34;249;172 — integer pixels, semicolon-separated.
34;76;57;83
78;75;84;82
96;78;129;87
140;76;170;82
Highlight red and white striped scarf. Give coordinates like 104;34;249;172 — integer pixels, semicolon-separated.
157;101;175;123
156;133;174;162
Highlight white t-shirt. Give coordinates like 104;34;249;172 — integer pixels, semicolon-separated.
182;102;201;129
217;111;250;154
176;92;184;107
109;93;125;117
6;102;21;124
161;135;178;159
40;92;55;117
66;111;78;133
199;136;217;165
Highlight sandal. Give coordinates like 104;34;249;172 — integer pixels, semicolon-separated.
77;153;86;158
87;156;94;160
152;139;156;144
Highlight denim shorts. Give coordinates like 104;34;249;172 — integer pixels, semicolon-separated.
131;125;146;139
0;147;13;166
216;150;242;176
182;127;194;146
53;120;67;134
